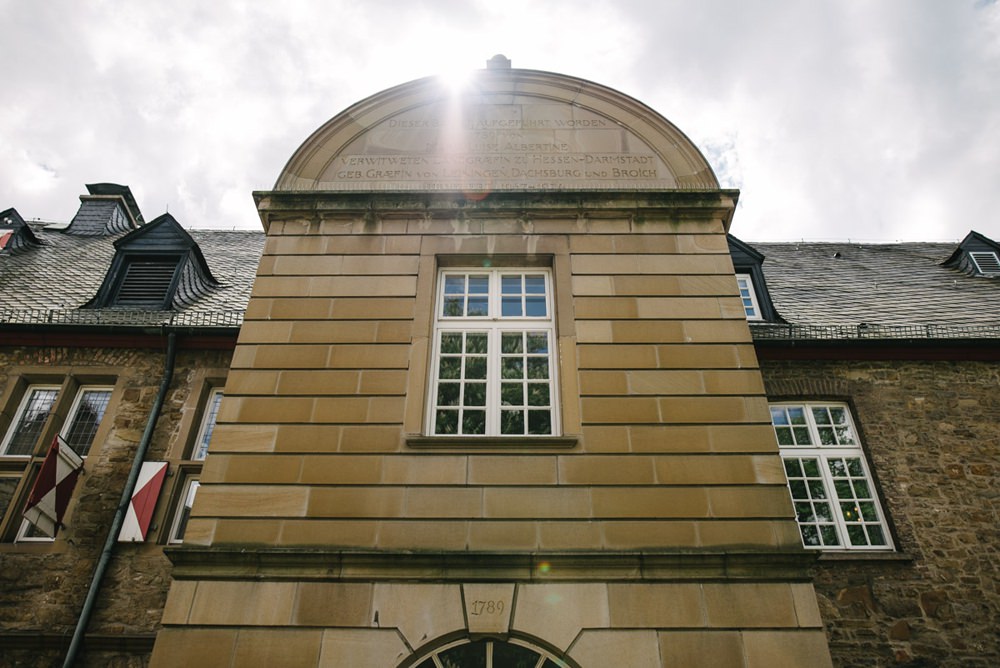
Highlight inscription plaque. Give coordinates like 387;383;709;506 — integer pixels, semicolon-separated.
313;99;677;192
277;69;719;192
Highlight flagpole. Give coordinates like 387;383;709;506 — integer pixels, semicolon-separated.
63;331;177;667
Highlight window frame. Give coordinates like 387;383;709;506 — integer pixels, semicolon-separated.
192;388;223;461
427;269;560;438
770;401;893;551
60;386;114;458
735;273;763;321
12;385;113;543
15;493;56;543
167;475;200;544
0;384;61;457
402;636;581;668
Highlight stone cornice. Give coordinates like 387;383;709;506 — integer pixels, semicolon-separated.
253;190;741;233
164;547;818;583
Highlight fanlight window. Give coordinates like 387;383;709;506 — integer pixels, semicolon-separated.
404;638;576;668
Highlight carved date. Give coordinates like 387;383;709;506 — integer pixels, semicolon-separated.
469;600;505;616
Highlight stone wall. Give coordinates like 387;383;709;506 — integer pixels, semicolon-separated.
760;357;999;667
0;344;233;667
151;192;833;667
190;193;797;555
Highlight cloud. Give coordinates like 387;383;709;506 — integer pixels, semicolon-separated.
620;1;1000;241
0;0;996;242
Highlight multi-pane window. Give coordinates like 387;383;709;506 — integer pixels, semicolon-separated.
168;477;199;544
1;385;111;459
167;385;222;544
62;388;112;457
770;402;892;550
1;386;60;456
430;270;557;436
6;385;113;542
192;389;223;460
736;274;762;320
412;638;569;668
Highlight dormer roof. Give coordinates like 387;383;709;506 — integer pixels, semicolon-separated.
86;213;220;310
941;231;1000;277
0;192;262;329
65;183;142;236
0;208;43;253
85;183;145;225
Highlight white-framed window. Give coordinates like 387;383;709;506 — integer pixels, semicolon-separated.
1;385;61;456
770;402;893;551
428;269;558;436
192;389;223;460
736;273;762;320
16;517;53;542
15;463;62;542
168;477;200;544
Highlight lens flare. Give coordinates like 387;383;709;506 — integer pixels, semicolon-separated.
438;66;472;94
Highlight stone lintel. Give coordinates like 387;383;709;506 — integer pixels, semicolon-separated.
164;547;817;582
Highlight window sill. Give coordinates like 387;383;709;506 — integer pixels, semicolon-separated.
0;539;62;553
816;551;914;563
406;435;578;450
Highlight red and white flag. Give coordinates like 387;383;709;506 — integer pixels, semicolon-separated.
118;461;167;542
23;435;84;538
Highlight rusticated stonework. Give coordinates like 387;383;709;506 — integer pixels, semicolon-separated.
761;359;999;667
0;346;233;667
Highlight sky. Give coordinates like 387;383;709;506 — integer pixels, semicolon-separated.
1;0;998;242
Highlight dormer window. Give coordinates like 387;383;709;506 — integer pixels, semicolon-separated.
942;231;1000;278
86;213;219;311
736;274;763;320
727;235;781;322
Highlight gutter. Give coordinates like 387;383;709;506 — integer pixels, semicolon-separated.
0;325;238;351
753;337;1000;361
63;331;177;667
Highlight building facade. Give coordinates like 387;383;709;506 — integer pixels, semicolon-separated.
0;61;997;667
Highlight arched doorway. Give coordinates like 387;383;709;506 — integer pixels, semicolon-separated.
400;636;581;668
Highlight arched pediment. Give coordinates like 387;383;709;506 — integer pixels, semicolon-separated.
277;66;719;193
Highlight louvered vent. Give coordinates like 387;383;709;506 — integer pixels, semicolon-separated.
114;258;180;306
970;252;1000;276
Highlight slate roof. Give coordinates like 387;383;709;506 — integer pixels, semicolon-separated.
0;224;263;328
0;220;997;340
750;241;1000;340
